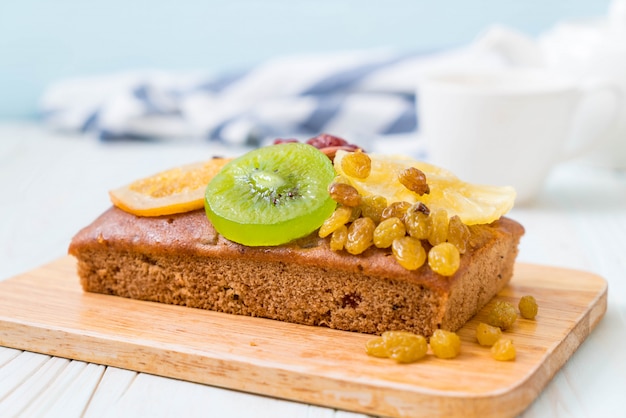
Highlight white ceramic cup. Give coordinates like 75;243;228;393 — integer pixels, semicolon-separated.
417;69;621;204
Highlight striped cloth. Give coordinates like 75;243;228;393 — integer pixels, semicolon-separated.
40;45;507;145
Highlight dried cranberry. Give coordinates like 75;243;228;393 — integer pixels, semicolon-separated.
273;138;300;145
306;134;349;149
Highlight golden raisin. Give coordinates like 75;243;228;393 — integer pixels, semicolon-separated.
345;217;376;254
476;322;502;346
328;182;361;207
392;236;426;270
405;210;430;240
341;149;371;179
428;208;449;246
398;167;430;195
318;206;352;238
430;329;461;359
487;300;517;330
332;175;350;185
348;205;362;222
386;332;428;363
365;331;428;363
373;217;406;248
491;338;516;361
359;195;388;224
447;215;470;254
364;336;388;358
381;201;412;221
518;295;538;320
329;224;348;251
428;242;460;276
409;201;430;216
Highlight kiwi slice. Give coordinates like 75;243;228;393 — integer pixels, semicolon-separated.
205;143;337;246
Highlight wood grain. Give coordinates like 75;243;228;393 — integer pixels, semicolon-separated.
0;256;607;418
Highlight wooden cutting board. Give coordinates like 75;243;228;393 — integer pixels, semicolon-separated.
0;256;607;418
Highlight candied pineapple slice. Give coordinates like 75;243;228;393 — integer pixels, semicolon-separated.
109;158;232;216
334;151;515;225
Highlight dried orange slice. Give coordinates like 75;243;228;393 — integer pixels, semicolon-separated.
334;151;515;225
110;157;232;216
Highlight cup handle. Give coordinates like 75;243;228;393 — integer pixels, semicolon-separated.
562;79;623;161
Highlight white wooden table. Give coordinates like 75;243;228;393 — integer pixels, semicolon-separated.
1;122;625;417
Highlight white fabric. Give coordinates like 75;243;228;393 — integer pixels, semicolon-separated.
40;35;512;145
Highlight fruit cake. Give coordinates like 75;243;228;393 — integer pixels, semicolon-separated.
68;136;524;337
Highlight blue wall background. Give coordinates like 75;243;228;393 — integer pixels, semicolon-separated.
0;0;612;119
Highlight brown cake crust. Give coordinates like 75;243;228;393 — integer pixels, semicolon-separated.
68;207;524;336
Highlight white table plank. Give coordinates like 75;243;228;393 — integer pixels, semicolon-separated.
83;367;137;418
19;361;105;417
0;356;67;415
0;352;50;401
0;347;21;368
95;372;354;418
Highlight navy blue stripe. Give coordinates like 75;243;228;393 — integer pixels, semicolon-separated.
207;118;265;145
133;84;182;116
300;54;414;96
81;110;99;132
99;130;158;142
207;117;235;141
382;96;417;135
133;85;151;106
133;85;162;114
297;95;344;133
395;91;416;102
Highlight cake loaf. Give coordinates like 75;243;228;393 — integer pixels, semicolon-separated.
69;206;524;336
